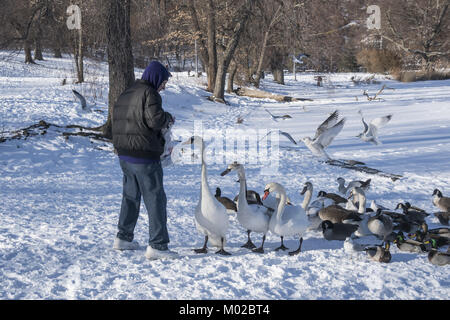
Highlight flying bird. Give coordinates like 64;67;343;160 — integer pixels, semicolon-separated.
72;89;89;111
300;110;346;159
259;130;297;145
264;108;292;122
357;110;392;145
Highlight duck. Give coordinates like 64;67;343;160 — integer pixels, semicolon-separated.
215;187;237;213
393;232;426;253
433;212;449;226
364;242;392;263
432;189;450;212
321;220;358;241
263;182;310;256
367;209;394;243
336;177;371;195
427;250;450;266
221;162;273;253
409;223;450;242
184;136;230;255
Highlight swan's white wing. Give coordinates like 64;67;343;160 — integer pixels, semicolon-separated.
313;110;339;141
72;89;87;110
317;118;345;148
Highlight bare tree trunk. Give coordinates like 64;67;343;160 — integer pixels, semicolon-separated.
226;61;237;93
24;38;35;64
212;0;254;102
74;26;84;83
206;0;217;92
34;19;44;61
103;0;135;139
253;4;283;88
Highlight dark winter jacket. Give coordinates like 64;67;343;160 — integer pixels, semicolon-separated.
112;79;173;160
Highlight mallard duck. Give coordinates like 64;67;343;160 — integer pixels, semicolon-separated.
393;232;426;253
427;250;450;266
365;242;392;263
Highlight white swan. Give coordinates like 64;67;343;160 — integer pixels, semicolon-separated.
183;136;230;255
221;162;273;253
263;182;310;255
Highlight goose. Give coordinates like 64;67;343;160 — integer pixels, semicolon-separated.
427;250;450;266
403;202;427;213
317;191;347;204
395;203;429;223
183;136;230;255
300;110;346;159
434;212;449;226
393;232;426;253
215;187;237;213
336;177;371;195
321;220;358;241
364;242;392;263
231;180;264;206
221;162;273;253
263;182;310;256
318;204;361;224
432;189;450;212
367;209;394;243
356;109;392;145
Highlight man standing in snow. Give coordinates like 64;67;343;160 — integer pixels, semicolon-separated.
111;61;178;260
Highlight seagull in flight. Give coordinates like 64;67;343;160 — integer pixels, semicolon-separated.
357;110;392;145
300;110;345;159
72;89;90;111
259;130;297;145
264;108;292;122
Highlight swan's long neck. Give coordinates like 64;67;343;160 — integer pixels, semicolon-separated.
358;192;366;214
237;168;249;210
302;189;312;210
200;144;211;196
275;187;287;220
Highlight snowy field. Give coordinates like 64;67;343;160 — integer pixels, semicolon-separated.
0;51;449;300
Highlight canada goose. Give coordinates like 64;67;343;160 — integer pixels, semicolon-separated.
221;162;273;253
336;177;371;195
184;136;230;255
368;209;394;242
432;189;450;212
317;191;347;204
318;205;362;224
427;250;450;266
300;110;346;159
393;232;426;253
232;180;264;206
395;203;429;223
321;220;358;241
263;182;310;256
356;109;392;145
364;242;392;263
434;212;449;226
215;187;237;212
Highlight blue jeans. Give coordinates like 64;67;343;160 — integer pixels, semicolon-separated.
117;159;169;250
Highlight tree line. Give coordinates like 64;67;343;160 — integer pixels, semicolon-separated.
1;0;448;135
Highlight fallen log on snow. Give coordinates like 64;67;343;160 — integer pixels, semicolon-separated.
325;158;403;181
233;87;313;102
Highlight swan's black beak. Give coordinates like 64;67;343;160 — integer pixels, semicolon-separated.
220;168;231;176
300;186;307;195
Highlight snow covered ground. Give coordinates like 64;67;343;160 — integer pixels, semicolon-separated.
0;51;449;300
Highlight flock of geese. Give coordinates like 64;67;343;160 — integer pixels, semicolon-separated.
261;109;393;159
182;136;450;266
